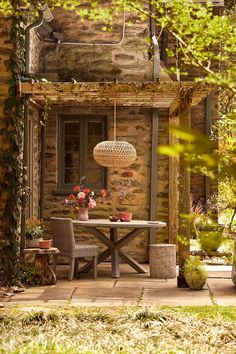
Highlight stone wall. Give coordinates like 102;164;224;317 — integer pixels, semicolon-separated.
40;9;152;82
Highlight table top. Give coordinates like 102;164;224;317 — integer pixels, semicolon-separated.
23;247;60;254
72;219;166;228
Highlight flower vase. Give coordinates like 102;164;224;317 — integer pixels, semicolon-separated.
78;207;89;221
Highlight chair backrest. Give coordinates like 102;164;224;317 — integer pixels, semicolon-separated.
50;217;75;254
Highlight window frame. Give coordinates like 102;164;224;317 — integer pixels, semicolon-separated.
58;114;107;193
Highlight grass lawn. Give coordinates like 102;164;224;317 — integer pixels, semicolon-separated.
0;306;236;353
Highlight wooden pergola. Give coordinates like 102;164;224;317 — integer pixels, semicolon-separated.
18;80;216;287
18;81;213;108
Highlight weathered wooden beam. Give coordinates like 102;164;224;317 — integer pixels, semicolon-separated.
149;109;159;244
168;113;179;244
18;81;215;108
169;95;180;116
177;86;193;288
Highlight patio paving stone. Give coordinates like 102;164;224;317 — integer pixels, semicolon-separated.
114;280;169;289
2;263;235;307
7;300;47;305
7;287;74;303
207;278;236;305
141;286;212;306
70;299;138;306
72;287;141;299
54;280;116;288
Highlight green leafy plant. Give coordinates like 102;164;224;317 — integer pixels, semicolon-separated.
0;12;26;281
184;256;207;290
13;262;40;286
190;197;224;252
25;217;44;240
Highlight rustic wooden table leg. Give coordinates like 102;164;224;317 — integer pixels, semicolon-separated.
34;254;57;285
110;228;120;278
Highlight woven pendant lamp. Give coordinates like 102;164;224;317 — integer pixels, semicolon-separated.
93;103;137;168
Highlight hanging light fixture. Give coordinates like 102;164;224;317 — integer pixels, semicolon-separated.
93;102;137;167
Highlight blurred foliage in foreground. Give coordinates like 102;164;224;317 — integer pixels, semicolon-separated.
0;306;235;353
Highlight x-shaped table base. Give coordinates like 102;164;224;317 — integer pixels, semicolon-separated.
79;226;147;278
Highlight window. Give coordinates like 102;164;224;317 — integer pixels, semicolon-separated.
58;115;107;191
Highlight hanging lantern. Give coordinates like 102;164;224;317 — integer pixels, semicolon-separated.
93;102;137;168
93;140;137;167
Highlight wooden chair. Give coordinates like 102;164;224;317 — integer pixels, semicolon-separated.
50;217;98;280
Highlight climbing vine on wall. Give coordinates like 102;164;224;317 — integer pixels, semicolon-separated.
0;14;26;282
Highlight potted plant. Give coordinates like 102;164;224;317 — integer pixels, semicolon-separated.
25;217;44;248
191;197;224;252
184;256;207;290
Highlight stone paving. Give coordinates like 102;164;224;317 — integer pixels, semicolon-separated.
2;263;236;307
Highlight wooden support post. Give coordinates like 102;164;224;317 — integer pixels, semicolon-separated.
150;109;159;244
177;87;193;288
169;112;179;244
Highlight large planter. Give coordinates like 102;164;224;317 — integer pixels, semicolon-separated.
194;224;224;252
232;242;236;287
26;238;43;248
184;257;207;290
185;268;207;290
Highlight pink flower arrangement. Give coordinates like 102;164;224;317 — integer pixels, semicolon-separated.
65;176;110;213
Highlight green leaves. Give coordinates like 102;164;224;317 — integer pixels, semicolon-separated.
158;125;219;178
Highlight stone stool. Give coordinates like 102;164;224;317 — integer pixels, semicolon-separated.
24;247;60;285
149;244;176;279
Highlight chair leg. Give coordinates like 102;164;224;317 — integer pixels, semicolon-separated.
68;258;75;281
75;258;79;279
93;255;98;279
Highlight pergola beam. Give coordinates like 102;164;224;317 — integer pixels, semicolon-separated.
17;81;215;108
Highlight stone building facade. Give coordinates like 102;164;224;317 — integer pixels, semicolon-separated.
0;5;218;262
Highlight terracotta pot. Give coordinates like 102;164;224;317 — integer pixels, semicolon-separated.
119;212;132;222
39;239;52;249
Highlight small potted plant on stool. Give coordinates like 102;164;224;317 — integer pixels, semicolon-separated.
25;217;44;248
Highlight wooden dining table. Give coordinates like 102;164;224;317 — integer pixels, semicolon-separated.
73;219;166;278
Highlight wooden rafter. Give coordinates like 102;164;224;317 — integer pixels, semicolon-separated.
18;81;216;108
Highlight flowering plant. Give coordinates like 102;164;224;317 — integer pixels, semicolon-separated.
190;194;220;227
25;217;44;240
65;176;109;213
